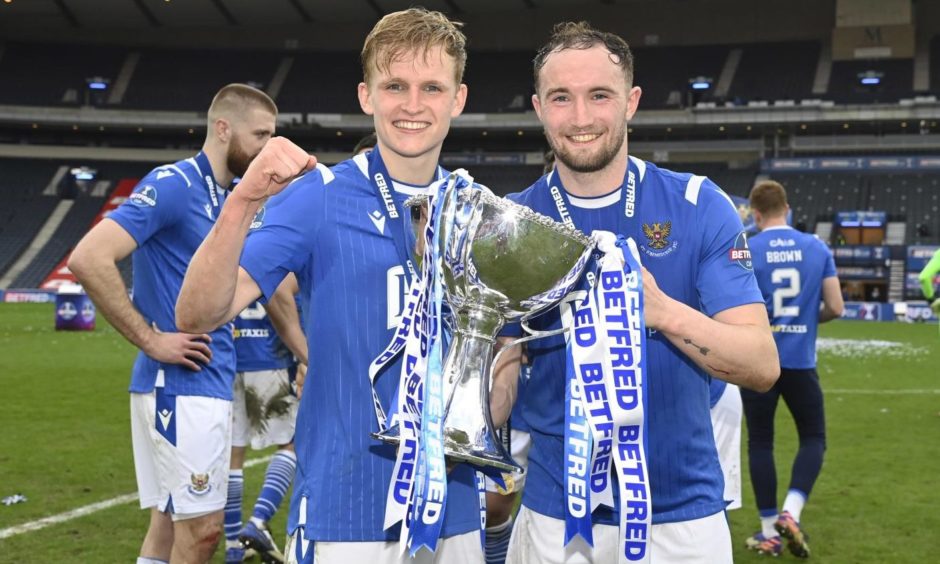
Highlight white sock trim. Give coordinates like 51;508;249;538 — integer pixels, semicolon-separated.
485;515;513;534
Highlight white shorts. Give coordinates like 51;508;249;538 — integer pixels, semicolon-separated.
710;383;743;510
284;529;484;564
485;429;531;494
232;368;298;450
130;388;232;519
506;506;732;564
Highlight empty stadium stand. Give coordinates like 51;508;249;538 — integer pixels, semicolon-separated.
863;173;940;245
0;42;125;106
10;196;104;288
768;172;866;234
631;45;730;108
121;48;282;111
275;51;365;115
465;164;545;196
727;41;820;103
827;58;915;105
0;159;61;278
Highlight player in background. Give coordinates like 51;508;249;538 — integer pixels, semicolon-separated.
743;180;844;558
68;84;277;564
177;8;521;563
504;21;778;563
709;379;742;513
225;291;304;564
918;247;940;335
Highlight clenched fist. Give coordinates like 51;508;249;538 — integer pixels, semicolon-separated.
234;137;317;202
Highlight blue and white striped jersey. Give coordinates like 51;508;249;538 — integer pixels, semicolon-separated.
109;151;236;399
240;149;480;542
508;156;763;525
234;301;292;372
749;225;836;369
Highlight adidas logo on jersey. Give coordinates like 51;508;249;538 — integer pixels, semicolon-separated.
369;210;386;234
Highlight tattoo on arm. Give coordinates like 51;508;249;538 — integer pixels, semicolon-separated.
683;338;710;356
683;339;730;376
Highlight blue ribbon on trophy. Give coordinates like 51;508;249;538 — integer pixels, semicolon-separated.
564;232;651;563
408;176;450;555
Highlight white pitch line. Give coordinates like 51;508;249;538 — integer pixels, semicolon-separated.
827;389;940;395
0;455;272;540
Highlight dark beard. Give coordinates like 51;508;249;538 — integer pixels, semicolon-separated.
226;139;254;179
547;127;625;174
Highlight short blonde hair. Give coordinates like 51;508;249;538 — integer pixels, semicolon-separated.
360;8;467;86
207;83;277;125
749;180;789;217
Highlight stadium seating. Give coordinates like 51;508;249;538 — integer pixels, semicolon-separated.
727;42;819;104
768;172;865;233
0;158;152;287
0;41;827;112
863;173;940;245
275;51;366;115
467;164;545;196
10;196;105;288
631;45;730;108
462;52;534;113
0;42;125;106
121;48;282;111
0;159;61;278
827;58;915;105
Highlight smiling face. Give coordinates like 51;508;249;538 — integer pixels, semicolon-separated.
358;45;467;181
533;45;641;175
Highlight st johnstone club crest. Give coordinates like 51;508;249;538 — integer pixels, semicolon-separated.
189;472;211;495
641;221;678;258
643;221;671;250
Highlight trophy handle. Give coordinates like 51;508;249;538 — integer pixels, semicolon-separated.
490;316;568;372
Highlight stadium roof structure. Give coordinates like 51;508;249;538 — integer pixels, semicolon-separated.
0;0;842;51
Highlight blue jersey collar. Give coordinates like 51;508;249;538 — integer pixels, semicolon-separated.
190;151;225;212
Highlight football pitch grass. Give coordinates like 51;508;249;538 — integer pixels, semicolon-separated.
1;302;938;562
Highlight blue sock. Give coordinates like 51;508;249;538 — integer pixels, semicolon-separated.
252;450;296;523
224;470;244;542
485;516;513;564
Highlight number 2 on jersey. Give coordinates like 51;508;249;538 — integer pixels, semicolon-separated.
772;267;801;317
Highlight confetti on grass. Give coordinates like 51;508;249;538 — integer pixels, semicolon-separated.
816;338;929;359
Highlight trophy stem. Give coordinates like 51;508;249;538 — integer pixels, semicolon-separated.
440;305;521;472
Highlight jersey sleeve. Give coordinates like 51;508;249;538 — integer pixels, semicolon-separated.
821;241;837;279
240;171;325;301
107;171;188;247
695;180;764;316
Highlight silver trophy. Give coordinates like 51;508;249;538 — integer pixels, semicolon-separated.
374;172;593;472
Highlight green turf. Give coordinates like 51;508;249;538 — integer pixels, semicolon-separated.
0;304;285;562
1;303;938;562
730;320;940;563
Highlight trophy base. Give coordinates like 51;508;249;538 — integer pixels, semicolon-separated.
372;424;522;474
